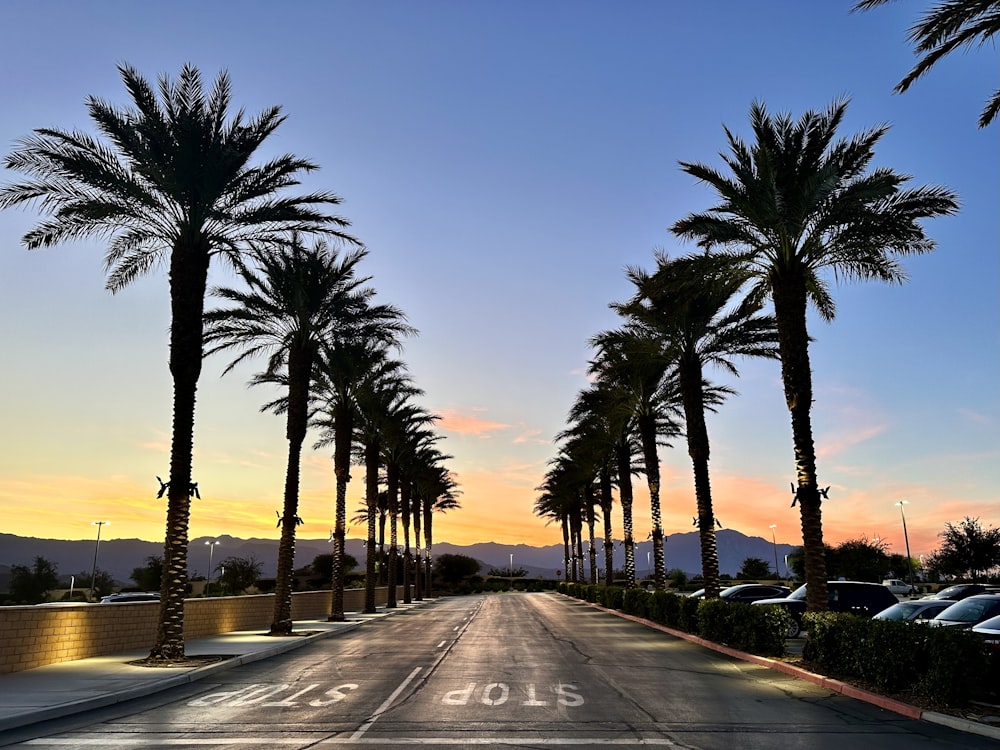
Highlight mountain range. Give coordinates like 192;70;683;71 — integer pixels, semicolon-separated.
0;529;797;589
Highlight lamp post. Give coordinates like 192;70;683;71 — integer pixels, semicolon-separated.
509;553;514;591
205;540;220;596
90;521;109;601
768;524;780;580
896;501;915;591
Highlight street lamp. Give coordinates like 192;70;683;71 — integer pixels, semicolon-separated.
509;553;514;591
90;521;109;601
768;525;780;580
205;540;220;596
896;501;915;591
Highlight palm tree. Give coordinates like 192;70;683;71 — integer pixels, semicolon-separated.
203;236;373;635
423;475;461;592
0;64;353;661
671;99;958;611
616;252;779;597
314;340;413;620
569;384;639;587
348;362;420;613
590;328;682;590
853;0;1000;127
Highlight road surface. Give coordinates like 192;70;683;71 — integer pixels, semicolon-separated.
3;592;989;748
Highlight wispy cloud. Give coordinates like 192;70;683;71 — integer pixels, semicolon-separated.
958;407;993;427
438;408;511;438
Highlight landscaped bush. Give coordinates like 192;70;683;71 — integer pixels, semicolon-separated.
803;612;989;707
697;599;789;656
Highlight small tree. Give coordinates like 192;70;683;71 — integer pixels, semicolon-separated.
738;557;773;579
131;556;163;591
667;568;688;588
927;517;1000;579
9;556;59;603
311;553;358;583
827;537;890;582
75;569;116;600
218;555;264;594
434;554;480;585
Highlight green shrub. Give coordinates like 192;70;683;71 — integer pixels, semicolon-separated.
678;595;701;634
697;600;788;656
623;588;650;618
650;589;681;626
918;626;988;706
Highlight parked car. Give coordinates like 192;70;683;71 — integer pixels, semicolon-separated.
873;599;956;622
752;581;899;638
882;578;918;596
929;595;1000;629
921;583;997;601
717;584;792;603
685;584;791;603
99;592;160;603
971;614;1000;661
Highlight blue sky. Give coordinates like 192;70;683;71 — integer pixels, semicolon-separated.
0;1;996;560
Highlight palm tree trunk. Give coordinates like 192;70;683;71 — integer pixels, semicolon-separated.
329;402;353;622
773;273;828;612
638;414;665;590
412;493;423;601
401;480;412;605
680;358;721;598
423;502;433;595
386;461;399;608
363;439;379;614
615;440;636;588
560;514;571;583
585;485;598;585
149;246;209;662
271;348;310;635
600;466;615;586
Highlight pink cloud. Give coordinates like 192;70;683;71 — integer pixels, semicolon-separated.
437;409;510;438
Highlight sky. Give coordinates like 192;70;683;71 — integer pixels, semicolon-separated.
0;1;996;564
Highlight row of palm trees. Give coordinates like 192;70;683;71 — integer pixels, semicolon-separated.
536;99;958;612
0;64;458;662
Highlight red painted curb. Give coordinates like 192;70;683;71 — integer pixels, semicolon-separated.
580;599;925;721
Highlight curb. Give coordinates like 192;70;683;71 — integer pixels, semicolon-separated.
578;598;1000;741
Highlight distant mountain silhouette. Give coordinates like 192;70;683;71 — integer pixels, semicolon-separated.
0;529;797;588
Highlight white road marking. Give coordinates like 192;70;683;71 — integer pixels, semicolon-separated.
436;640;446;648
348;666;423;740
27;737;677;746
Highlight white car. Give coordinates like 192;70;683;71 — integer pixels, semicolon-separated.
882;579;917;596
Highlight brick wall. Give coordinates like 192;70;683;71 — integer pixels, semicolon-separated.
0;587;396;674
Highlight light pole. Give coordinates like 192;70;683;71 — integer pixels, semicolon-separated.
509;553;514;591
896;501;915;591
768;524;780;580
205;540;220;595
90;521;109;601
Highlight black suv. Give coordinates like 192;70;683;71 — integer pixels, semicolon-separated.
752;581;898;638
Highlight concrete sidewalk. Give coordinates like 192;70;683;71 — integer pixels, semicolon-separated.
0;599;431;734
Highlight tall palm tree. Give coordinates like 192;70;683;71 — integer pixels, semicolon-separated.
399;438;447;603
381;403;437;608
672;99;958;611
348;363;421;613
0;64;352;661
616;252;779;597
423;475;461;592
590;328;682;590
203;236;374;635
314;341;413;620
854;0;1000;127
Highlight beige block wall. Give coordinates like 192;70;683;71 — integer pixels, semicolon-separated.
0;587;397;675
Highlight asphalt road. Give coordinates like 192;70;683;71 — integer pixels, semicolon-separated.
5;592;992;748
